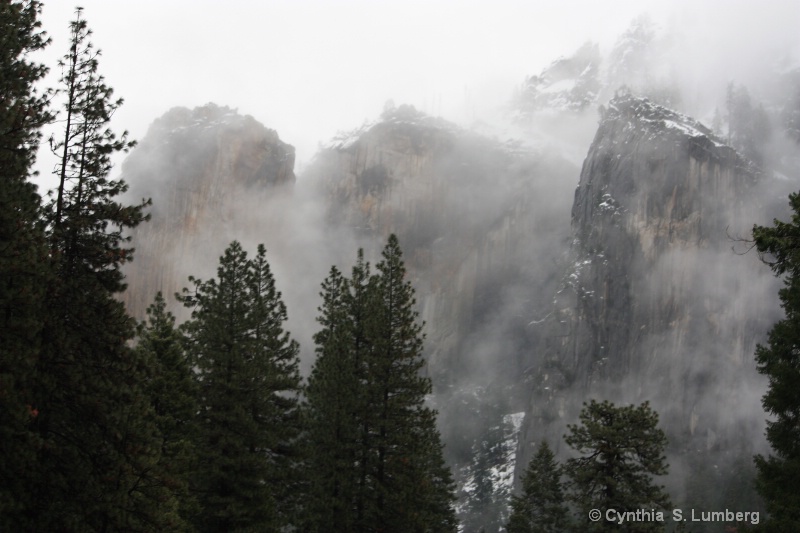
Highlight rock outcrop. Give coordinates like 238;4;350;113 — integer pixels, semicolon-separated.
514;41;601;116
305;105;579;526
520;95;777;507
307;105;577;387
121;104;295;319
116;95;784;528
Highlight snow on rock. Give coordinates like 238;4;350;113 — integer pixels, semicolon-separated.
456;411;525;532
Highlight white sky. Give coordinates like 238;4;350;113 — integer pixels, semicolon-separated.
32;0;800;184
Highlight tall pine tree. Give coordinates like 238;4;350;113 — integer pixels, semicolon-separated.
753;192;800;531
134;292;199;531
0;1;52;528
304;265;363;532
29;8;168;531
304;235;457;532
564;400;670;533
179;241;302;532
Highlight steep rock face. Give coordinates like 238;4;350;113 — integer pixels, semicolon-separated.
121;104;295;318
521;95;775;504
511;16;680;127
306;107;578;528
514;41;601;116
308;106;576;387
567;96;756;381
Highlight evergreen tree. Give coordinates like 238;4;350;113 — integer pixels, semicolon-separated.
564;400;670;533
28;7;167;531
304;265;362;532
248;242;304;526
349;248;381;529
135;292;200;531
506;441;570;533
0;1;52;528
304;235;457;532
179;241;302;532
368;234;457;532
752;192;800;531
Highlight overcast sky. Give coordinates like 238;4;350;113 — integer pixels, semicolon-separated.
32;0;800;184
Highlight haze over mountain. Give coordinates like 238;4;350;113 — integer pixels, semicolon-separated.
33;0;800;183
27;1;800;531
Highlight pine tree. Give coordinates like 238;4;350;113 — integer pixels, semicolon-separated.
752;192;800;531
369;234;457;532
304;251;385;532
564;400;670;533
0;1;52;528
304;235;457;532
180;241;302;532
349;248;381;529
134;292;199;531
304;265;362;532
248;243;304;526
506;441;570;533
28;8;167;530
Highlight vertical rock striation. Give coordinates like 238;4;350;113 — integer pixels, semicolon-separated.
305;107;579;526
121;104;295;318
521;95;776;504
306;107;577;388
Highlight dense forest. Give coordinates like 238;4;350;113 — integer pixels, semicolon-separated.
0;3;457;530
3;2;800;532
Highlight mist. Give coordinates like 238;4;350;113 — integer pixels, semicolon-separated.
28;1;800;530
32;1;799;182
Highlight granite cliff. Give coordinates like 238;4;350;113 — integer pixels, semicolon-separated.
117;95;786;531
121;104;295;319
304;105;579;529
519;94;779;514
306;105;578;390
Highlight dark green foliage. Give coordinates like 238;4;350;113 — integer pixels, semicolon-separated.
46;7;147;281
135;292;199;531
564;400;670;533
506;441;570;533
370;234;450;530
303;265;362;531
24;7;170;531
752;192;800;531
0;0;52;527
304;235;457;532
179;241;302;533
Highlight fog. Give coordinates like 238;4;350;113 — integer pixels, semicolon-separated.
33;0;799;183
27;0;800;529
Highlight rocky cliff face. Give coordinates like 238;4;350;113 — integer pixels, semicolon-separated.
512;16;678;128
306;105;577;388
116;95;785;529
305;105;579;528
514;41;601;116
520;94;778;508
121;104;295;319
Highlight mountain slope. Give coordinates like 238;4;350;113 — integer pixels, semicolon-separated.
520;95;778;515
121;103;295;319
